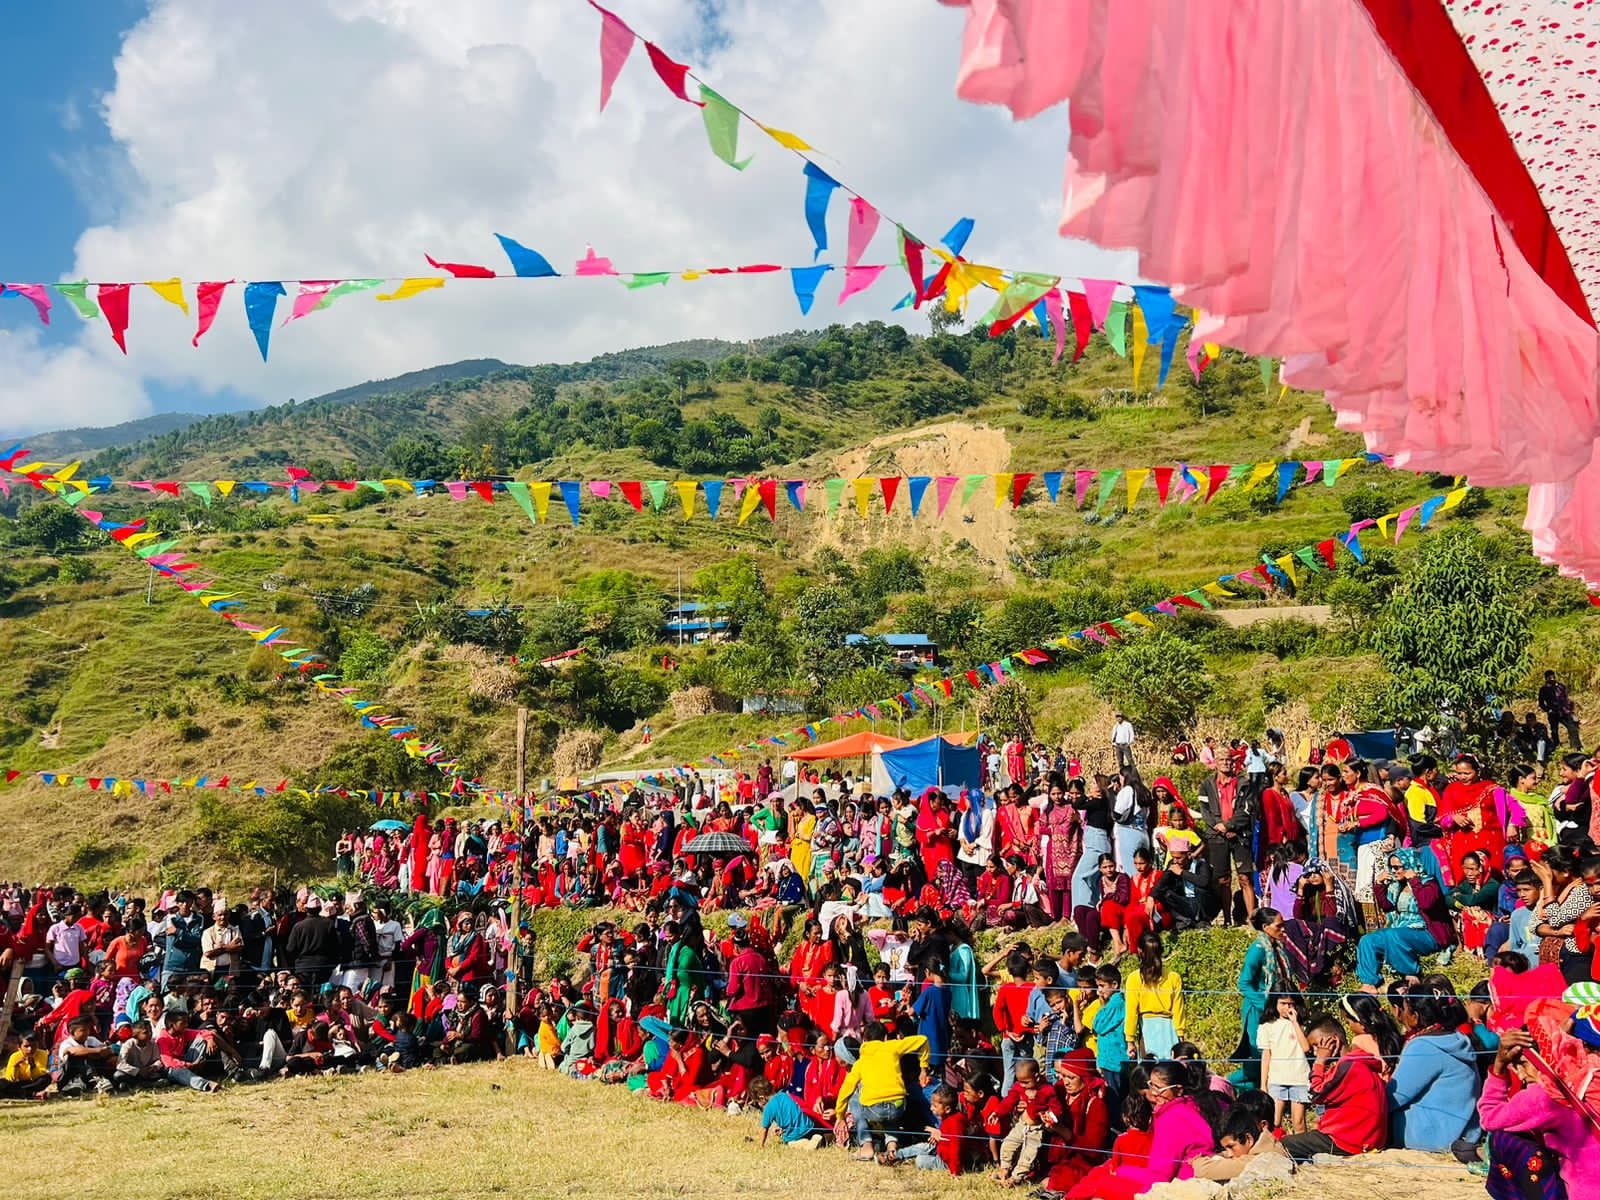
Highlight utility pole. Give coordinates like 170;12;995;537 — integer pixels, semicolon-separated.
507;706;528;1028
145;563;156;606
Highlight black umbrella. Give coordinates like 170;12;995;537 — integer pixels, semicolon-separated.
681;831;753;856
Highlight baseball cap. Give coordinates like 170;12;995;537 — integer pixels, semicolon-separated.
1388;762;1414;781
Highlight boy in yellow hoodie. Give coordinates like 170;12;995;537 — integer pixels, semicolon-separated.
835;1021;930;1163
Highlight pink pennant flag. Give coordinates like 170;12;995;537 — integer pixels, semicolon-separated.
4;283;51;325
838;264;885;304
1073;469;1095;508
575;247;617;276
846;198;878;269
1081;278;1118;329
589;1;635;111
934;475;959;517
1185;331;1205;380
1393;503;1421;542
97;283;131;353
284;281;336;325
444;481;469;500
589;480;612;499
192;281;231;347
1300;460;1324;484
1045;287;1066;363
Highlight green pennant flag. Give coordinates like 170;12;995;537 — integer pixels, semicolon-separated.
825;477;847;515
1095;468;1124;511
977;273;1055;328
698;84;752;170
1258;356;1275;396
645;480;668;512
1187;588;1213;610
1105;300;1128;356
185;481;212;507
623;272;672;289
55;282;100;320
1294;546;1322;573
61;488;90;507
961;473;987;506
135;539;180;559
357;480;387;493
313;279;383;312
504;481;537;526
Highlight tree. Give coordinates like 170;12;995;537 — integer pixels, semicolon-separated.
17;504;81;552
1093;631;1216;739
339;630;393;682
1371;527;1531;738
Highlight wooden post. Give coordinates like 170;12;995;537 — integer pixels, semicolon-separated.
507;707;528;1031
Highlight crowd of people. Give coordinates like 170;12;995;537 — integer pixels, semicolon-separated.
6;710;1600;1200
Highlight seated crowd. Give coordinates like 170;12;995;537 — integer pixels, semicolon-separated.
5;731;1600;1200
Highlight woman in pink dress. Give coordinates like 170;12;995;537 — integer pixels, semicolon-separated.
1042;780;1084;921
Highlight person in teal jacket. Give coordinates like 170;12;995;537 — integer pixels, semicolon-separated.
1388;984;1482;1152
1234;906;1294;1086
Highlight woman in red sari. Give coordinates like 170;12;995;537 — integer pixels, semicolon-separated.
1439;754;1508;886
788;918;835;1030
618;811;648;883
917;789;958;884
996;787;1040;866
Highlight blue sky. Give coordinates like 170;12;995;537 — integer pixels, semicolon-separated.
0;1;1136;436
2;2;144;349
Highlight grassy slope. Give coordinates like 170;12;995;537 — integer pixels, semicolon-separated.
1;334;1593;889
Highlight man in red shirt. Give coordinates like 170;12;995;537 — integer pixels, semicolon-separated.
1280;1014;1388;1159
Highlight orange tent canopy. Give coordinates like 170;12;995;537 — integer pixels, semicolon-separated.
787;731;911;761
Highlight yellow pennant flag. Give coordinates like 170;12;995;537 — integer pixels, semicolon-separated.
214;480;236;497
1275;554;1300;587
123;530;159;549
993;472;1014;509
1377;512;1395;541
530;481;553;522
145;278;190;315
1203;341;1221;359
852;477;873;517
1202;580;1237;599
672;480;697;519
1126;467;1150;509
1124;610;1156;629
1442;486;1469;511
1243;461;1276;492
759;123;812;151
680;270;703;281
736;482;762;525
376;277;445;302
1131;304;1148;389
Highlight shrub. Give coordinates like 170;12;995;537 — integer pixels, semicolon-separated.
339;630;394;682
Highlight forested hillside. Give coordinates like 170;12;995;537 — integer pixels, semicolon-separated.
1;320;1594;889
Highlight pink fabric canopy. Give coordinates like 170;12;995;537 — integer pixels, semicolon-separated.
941;0;1600;583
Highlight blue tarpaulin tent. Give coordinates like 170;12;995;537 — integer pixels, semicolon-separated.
871;734;982;797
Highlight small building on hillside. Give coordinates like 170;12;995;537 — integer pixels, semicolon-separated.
662;601;733;644
845;632;939;672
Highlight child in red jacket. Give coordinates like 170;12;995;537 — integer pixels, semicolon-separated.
1280;1014;1389;1160
994;1058;1063;1185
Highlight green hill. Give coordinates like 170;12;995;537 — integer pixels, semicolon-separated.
1;320;1594;890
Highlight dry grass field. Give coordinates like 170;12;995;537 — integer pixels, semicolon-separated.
4;1057;1482;1200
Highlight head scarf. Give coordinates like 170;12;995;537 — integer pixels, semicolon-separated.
1302;859;1363;932
1525;999;1600;1135
936;859;974;909
961;790;995;842
1391;847;1423;876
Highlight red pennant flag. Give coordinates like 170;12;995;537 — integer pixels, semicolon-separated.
758;479;777;521
735;264;783;273
1204;464;1232;502
965;670;982;689
330;480;357;491
939;678;953;698
89;778;102;790
192;281;230;347
1152;466;1175;505
469;481;494;503
160;781;172;793
1067;289;1092;361
902;231;924;302
4;770;16;782
425;254;496;279
154;481;180;496
1011;472;1034;508
619;480;644;512
286;465;312;482
0;446;29;470
98;283;131;353
920;261;954;305
1171;594;1204;610
1316;538;1338;570
1099;622;1122;639
880;476;900;513
645;42;702;105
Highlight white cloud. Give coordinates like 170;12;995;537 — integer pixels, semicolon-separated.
3;0;1134;435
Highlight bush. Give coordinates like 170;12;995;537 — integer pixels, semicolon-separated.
339;630;394;682
56;557;94;584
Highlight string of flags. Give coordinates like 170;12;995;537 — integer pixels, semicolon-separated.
6;454;1393;526
0;453;491;801
617;486;1474;783
0;769;479;809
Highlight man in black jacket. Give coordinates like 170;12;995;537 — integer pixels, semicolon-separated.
282;896;342;988
1150;845;1216;930
1192;761;1259;925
